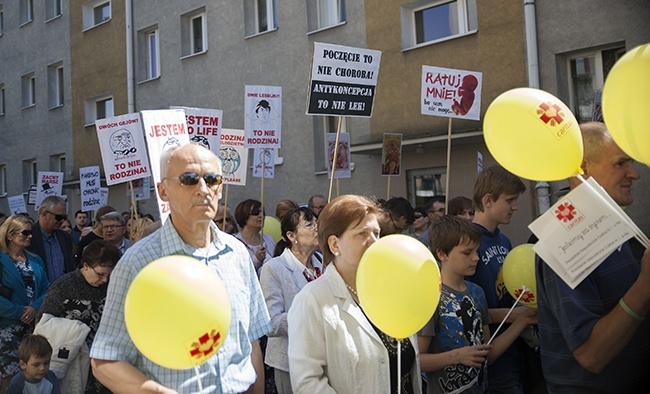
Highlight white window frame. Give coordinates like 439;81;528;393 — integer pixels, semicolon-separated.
307;0;346;33
48;62;65;109
50;154;66;177
401;0;477;51
147;30;160;79
22;73;36;109
19;0;34;26
82;0;111;31
45;0;63;21
85;95;114;126
181;8;207;58
245;0;278;37
0;6;4;36
25;159;38;188
0;84;5;116
566;45;626;123
0;165;7;197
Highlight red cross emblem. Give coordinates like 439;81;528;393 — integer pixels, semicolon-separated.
515;288;535;304
555;202;576;222
189;330;222;360
537;102;564;126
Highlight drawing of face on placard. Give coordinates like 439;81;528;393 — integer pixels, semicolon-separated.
191;135;210;150
248;99;280;129
219;146;241;176
109;129;138;158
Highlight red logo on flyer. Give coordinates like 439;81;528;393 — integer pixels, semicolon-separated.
555;202;576;222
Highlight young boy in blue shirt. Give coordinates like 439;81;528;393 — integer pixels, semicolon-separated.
418;215;536;394
7;334;61;394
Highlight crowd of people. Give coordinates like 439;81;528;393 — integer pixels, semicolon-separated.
0;121;647;393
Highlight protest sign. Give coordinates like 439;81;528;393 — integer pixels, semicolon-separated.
95;113;151;186
244;86;282;148
307;42;382;118
142;109;190;221
253;148;275;179
172;106;223;155
126;177;151;201
100;188;109;207
327;133;351;179
79;166;102;212
529;178;634;288
477;151;484;174
421;66;483;121
35;172;64;210
219;129;249;186
381;133;402;176
8;195;27;214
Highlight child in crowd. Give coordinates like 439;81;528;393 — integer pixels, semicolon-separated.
7;334;61;394
418;215;536;394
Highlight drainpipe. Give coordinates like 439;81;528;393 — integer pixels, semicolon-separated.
126;0;135;113
524;0;539;88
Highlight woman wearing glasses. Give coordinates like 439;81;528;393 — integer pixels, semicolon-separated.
287;195;421;394
234;199;276;273
260;207;323;393
37;239;120;393
214;205;238;235
0;214;50;392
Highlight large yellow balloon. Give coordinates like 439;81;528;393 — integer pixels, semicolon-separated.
263;216;282;243
602;43;650;166
357;234;441;340
125;255;231;370
484;88;583;181
502;244;537;308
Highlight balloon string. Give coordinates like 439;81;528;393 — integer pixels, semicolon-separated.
487;286;528;345
194;366;203;393
397;338;402;394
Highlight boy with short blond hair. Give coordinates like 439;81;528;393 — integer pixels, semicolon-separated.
7;334;61;394
418;216;536;394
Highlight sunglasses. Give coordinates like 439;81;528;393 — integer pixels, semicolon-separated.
177;172;223;187
250;208;263;216
17;230;32;237
47;211;68;222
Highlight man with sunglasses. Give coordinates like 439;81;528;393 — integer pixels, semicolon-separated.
27;195;74;283
91;143;271;394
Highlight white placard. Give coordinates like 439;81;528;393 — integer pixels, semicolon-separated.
141;109;190;222
219;129;248;186
35;172;64;210
79;166;102;212
529;178;634;288
8;195;27;214
421;65;483;121
172;106;223;155
95;113;151;186
126;177;151;201
244;85;282;148
253;148;275;179
100;187;109;207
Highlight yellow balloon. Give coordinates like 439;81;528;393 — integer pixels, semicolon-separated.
125;255;231;370
263;216;282;243
602;43;650;166
484;88;583;181
357;234;441;339
502;244;537;308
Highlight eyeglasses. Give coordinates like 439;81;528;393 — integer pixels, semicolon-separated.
91;266;111;279
250;208;263;216
16;230;32;237
47;211;68;222
176;172;223;187
103;225;125;231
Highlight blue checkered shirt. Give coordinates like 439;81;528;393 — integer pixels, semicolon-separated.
89;219;271;393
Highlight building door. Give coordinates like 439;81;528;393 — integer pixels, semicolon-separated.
407;167;446;208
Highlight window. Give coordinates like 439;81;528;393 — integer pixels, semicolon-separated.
48;62;64;108
181;8;207;57
568;46;625;123
21;73;36;108
0;84;5;115
313;116;348;173
50;154;66;177
0;165;6;196
19;0;34;25
1;6;4;36
401;0;477;49
83;0;111;30
46;0;62;21
85;95;114;125
307;0;346;32
407;167;447;208
244;0;278;37
23;159;37;190
138;27;160;81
